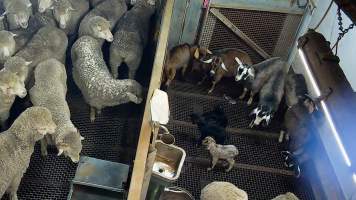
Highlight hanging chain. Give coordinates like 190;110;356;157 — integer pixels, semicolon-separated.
332;6;356;53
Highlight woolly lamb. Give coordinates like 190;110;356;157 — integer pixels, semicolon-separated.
37;0;55;13
13;12;58;52
30;59;84;163
0;31;17;64
52;0;90;35
78;0;127;44
15;26;68;83
109;0;155;79
202;136;238;172
0;57;30;127
0;106;56;200
2;0;33;30
71;36;143;122
200;182;248;200
272;192;300;200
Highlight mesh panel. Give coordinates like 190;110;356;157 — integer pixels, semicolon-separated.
199;8;301;63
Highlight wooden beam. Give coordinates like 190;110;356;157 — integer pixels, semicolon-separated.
127;0;174;199
210;8;271;59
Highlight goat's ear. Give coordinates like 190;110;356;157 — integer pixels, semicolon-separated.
0;11;7;17
57;148;64;156
206;49;213;54
194;48;200;59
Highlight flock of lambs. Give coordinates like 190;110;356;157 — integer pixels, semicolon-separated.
0;0;155;199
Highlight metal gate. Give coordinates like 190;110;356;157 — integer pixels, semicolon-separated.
199;1;304;63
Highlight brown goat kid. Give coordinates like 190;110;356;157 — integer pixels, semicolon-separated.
205;49;253;94
163;43;212;88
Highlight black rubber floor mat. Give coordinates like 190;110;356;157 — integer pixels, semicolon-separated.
175;160;314;200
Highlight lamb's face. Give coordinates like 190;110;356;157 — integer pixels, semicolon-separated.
38;0;54;13
90;17;113;42
0;70;27;98
57;128;84;163
53;2;74;29
0;31;16;60
6;2;32;29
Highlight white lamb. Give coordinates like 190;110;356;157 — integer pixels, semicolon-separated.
202;136;239;172
30;59;84;163
0;106;56;200
200;181;248;200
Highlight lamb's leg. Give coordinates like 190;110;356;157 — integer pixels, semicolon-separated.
239;88;248;99
8;174;21;200
110;56;122;79
40;138;48;157
127;56;141;80
90;107;96;122
127;92;142;104
226;159;235;172
208;157;218;171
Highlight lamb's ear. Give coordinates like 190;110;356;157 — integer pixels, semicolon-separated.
25;61;32;66
194;48;200;59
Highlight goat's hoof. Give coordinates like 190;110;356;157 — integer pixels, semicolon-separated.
207;168;212;171
208;90;213;94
